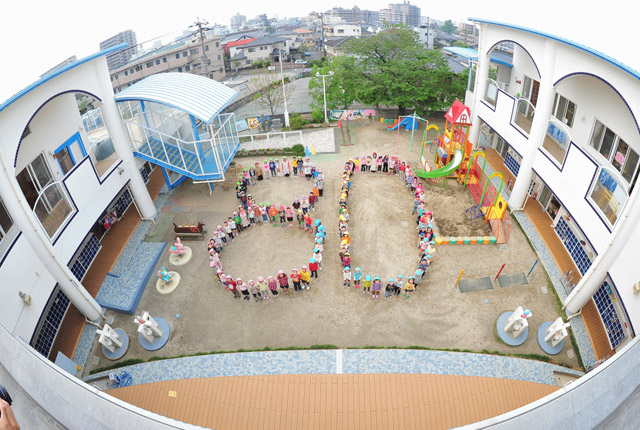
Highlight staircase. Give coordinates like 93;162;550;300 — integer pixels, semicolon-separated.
127;122;239;182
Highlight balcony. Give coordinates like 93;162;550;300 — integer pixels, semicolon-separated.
33;182;75;239
542;119;572;164
512;98;535;135
483;78;499;108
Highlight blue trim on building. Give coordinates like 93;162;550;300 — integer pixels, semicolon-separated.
0;43;126;113
14;89;102;168
531;167;599;257
606;274;636;339
485;39;541;80
554;72;640;137
470;18;640;83
0;232;22;268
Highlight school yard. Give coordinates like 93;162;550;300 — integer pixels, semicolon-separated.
87;119;580;374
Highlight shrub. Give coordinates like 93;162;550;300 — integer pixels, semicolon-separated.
288;113;307;130
291;144;305;156
311;108;325;124
89;358;144;375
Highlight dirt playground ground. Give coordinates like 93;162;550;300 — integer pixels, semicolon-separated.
88;119;580;374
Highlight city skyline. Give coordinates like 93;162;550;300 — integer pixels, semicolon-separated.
0;0;635;103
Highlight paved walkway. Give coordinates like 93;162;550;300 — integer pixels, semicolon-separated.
85;349;581;387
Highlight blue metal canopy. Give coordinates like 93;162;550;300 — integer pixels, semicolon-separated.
444;46;513;68
114;72;238;124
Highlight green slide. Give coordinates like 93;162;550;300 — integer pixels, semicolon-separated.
414;150;463;178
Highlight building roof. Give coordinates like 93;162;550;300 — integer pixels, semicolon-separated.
224;38;257;55
114;73;238;125
469;17;640;82
242;36;288;48
325;36;355;48
444;99;472;125
443;46;513;68
1;43;127;113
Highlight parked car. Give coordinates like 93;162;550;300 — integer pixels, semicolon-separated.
294;59;307;65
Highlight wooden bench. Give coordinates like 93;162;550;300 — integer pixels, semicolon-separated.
173;222;206;240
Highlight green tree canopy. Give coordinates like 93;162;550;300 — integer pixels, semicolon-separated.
441;20;457;34
308;25;468;117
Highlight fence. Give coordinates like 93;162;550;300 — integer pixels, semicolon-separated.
238;130;304;150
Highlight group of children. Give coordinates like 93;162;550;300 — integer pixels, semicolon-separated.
210;217;326;301
336;152;438;299
235;156;320;194
207;157;329;301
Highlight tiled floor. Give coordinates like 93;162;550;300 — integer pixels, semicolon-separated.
107;373;559;430
49;168;165;362
580;300;614;361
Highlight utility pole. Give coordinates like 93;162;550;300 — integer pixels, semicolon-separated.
319;13;326;57
190;17;211;78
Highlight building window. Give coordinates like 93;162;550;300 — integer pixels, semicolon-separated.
590;120;640;184
69;233;101;280
553;94;576;128
218;55;221;60
216;42;220;47
589;168;627;225
135;65;141;71
162;57;167;63
0;197;14;242
155;59;160;65
124;70;128;76
16;153;75;239
185;65;191;71
114;73;118;79
205;45;209;51
130;68;134;74
190;48;199;55
248;48;255;53
146;61;154;68
31;288;70;358
53;133;87;175
178;67;182;72
175;53;180;60
182;51;188;57
593;278;627;349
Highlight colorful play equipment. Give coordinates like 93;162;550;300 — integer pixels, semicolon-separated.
434;100;473;175
156;266;171;283
169;238;185;256
387;115;419;131
415;100;473;180
462;150;511;244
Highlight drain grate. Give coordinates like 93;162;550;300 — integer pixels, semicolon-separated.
497;272;529;288
458;277;493;293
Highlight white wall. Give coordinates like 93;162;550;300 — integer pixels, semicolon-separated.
475;23;640;336
15;93;83;175
609;222;640;333
0;237;56;337
0;57;141;339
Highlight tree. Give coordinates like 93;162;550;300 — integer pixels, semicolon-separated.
441;20;457;34
342;24;459;115
453;40;468;48
307;58;357;114
245;72;295;116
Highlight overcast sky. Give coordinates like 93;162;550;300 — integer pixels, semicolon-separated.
0;0;636;103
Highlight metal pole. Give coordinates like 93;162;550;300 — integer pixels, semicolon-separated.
322;75;328;123
495;263;506;281
527;259;539;277
454;270;465;287
279;51;289;127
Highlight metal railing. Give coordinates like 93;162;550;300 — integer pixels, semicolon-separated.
124;120;225;178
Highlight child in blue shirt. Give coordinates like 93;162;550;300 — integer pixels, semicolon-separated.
353;267;362;288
